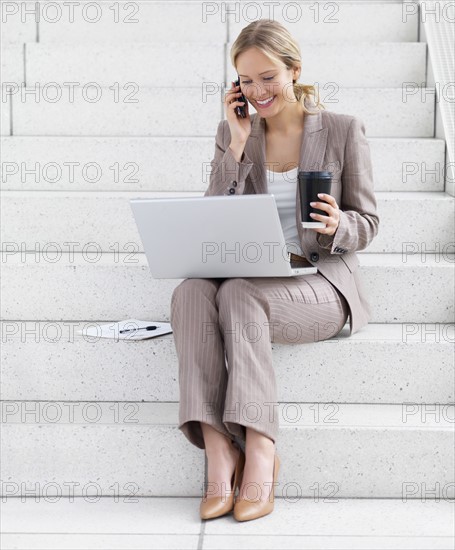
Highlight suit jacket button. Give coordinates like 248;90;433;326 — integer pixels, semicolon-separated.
310;252;319;262
232;181;237;187
228;188;236;194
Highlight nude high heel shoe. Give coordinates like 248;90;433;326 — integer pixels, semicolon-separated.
200;446;245;520
233;453;280;522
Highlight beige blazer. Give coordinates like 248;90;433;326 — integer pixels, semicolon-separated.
204;96;380;335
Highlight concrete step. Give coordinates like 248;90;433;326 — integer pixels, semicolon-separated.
228;3;419;44
24;42;426;88
1;45;23;86
1;402;453;498
34;2;419;44
1;1;36;44
1;322;453;404
2;191;453;254
10;87;435;137
1;253;454;323
1;95;11;136
2;497;454;549
1;136;446;192
26;42;224;88
227;42;426;88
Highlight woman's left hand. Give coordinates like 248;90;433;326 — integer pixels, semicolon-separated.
309;193;340;236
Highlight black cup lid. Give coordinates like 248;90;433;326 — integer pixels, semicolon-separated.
299;171;333;178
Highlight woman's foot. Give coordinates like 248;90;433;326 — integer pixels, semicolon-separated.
199;425;245;520
238;431;275;502
234;429;279;522
200;422;241;498
234;452;280;521
204;441;240;497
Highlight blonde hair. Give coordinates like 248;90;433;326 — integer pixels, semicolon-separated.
230;19;325;114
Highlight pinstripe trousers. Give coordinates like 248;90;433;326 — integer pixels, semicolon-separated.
170;273;349;449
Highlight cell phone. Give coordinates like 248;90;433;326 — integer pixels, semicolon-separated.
234;77;248;118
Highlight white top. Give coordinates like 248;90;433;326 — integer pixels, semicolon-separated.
266;166;301;255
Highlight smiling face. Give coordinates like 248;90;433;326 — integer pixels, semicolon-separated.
236;47;301;117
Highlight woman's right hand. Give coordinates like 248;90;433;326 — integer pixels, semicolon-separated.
224;80;252;146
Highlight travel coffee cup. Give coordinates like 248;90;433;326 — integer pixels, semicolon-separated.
298;171;333;228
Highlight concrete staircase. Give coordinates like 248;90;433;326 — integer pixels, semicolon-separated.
1;0;454;513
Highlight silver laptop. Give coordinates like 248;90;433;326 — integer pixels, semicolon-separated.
130;194;317;279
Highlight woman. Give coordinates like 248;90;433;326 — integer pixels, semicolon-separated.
170;19;379;522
